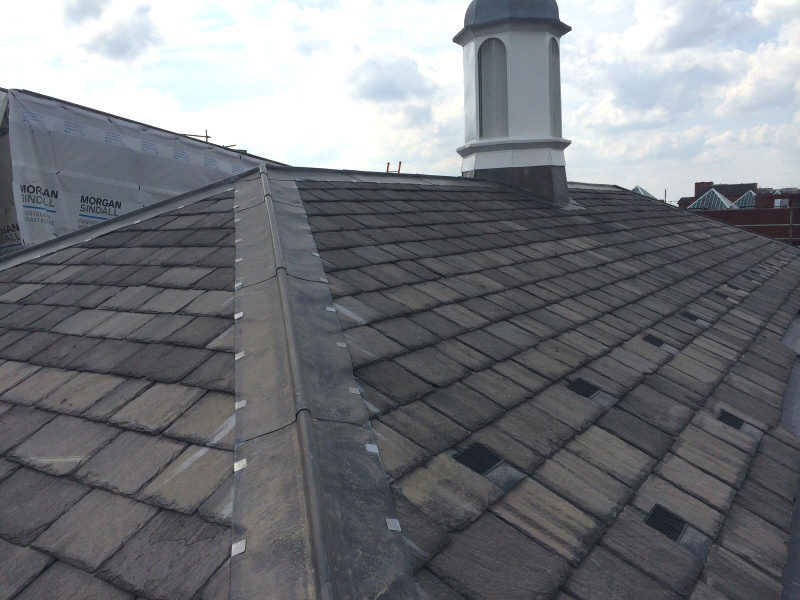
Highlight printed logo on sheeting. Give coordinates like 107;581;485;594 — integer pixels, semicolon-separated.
3;89;261;252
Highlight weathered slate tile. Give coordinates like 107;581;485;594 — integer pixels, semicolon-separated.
430;513;569;600
115;344;214;384
718;505;789;579
735;478;794;533
463;425;543;473
165;391;235;450
358;361;433;404
656;454;736;512
83;379;152;420
370;419;429;481
416;569;466;600
461;368;531;409
0;539;53;600
690;581;732;600
597;408;674;458
38;372;126;415
10;415;119;475
394;495;451;571
633;475;724;538
565;546;681;600
98;511;229;600
423;383;504;431
534;449;632;523
77;429;185;494
0;406;56;453
0;360;40;395
196;560;230;600
126;313;194;342
198;473;233;526
14;561;134;600
567;426;656;487
601;507;703;596
673;425;751;487
0;468;89;544
703;545;782;600
395;348;468;387
493;478;601;564
381;401;469;455
532;384;603;432
3;366;77;406
110;383;205;433
343;325;405;367
140;444;231;513
496;401;576;457
33;490;158;572
392;454;502;532
691;411;759;455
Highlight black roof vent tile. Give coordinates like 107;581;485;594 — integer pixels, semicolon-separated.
567;378;600;399
681;311;698;321
454;443;503;476
645;504;688;542
643;334;666;348
717;410;746;430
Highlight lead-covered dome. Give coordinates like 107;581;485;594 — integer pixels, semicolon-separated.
461;0;570;34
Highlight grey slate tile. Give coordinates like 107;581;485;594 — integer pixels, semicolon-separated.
82;378;152;421
601;507;703;596
496;401;575;457
0;539;53;600
597;408;674;458
393;451;504;532
492;477;601;565
394;348;468;387
165;390;235;450
10;415;119;475
429;512;569;600
114;343;214;383
0;360;40;395
110;383;205;433
140;444;231;513
416;569;466;600
703;545;782;600
394;495;451;572
370;420;430;481
182;351;234;392
424;382;504;431
38;372;126;415
13;561;134;600
344;326;405;367
382;401;469;455
567;426;656;488
198;473;233;526
76;430;185;495
565;546;681;600
0;406;56;453
717;505;788;579
32;489;158;572
99;511;229;600
0;468;89;545
358;361;433;404
2;366;77;406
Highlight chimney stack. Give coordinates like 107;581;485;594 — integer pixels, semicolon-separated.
455;0;571;205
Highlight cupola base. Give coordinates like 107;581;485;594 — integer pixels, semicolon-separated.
463;165;570;206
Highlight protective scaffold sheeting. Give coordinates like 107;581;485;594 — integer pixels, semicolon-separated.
2;89;264;253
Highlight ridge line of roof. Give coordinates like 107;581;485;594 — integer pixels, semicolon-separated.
229;165;417;598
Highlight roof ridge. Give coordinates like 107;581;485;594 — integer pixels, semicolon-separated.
229;165;417;599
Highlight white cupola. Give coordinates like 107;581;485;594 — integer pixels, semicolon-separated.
454;0;571;204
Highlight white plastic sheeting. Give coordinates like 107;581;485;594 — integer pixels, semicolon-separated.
1;89;265;253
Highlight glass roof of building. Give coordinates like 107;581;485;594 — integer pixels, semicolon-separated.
688;188;738;211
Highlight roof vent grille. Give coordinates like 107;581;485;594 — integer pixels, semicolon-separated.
645;504;688;542
717;410;746;430
567;378;599;398
643;334;666;348
454;443;503;475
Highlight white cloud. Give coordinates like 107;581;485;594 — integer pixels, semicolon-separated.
752;0;800;23
719;19;800;113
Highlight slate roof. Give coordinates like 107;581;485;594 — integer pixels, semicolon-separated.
2;164;800;600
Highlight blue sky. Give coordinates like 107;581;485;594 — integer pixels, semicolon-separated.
2;0;799;201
